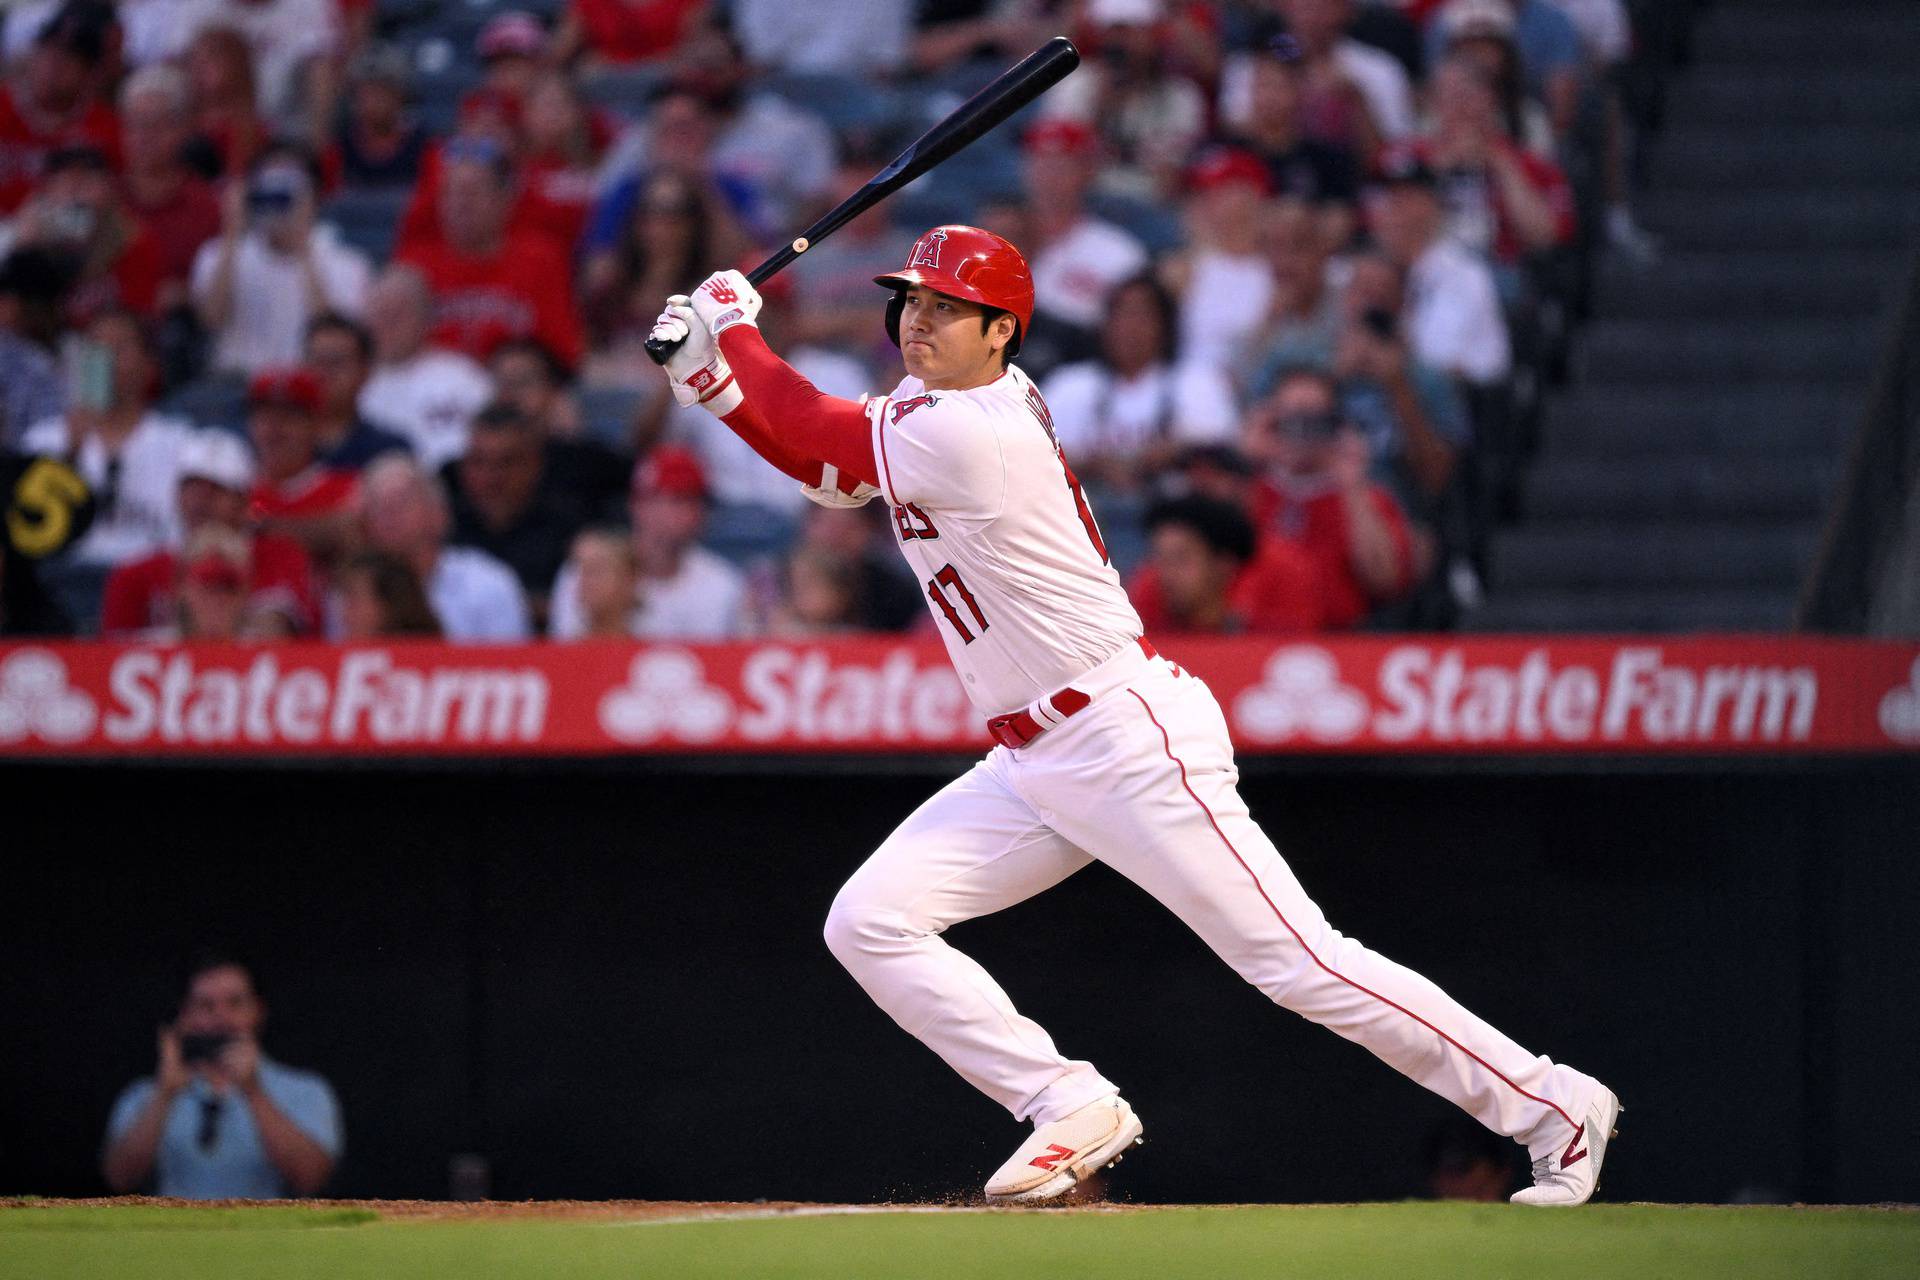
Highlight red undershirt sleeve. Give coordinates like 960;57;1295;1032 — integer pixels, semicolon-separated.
717;326;882;489
717;397;825;488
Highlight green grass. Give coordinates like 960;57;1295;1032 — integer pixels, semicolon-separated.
2;1202;1915;1279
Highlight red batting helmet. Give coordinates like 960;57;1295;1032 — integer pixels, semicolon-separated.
874;225;1035;358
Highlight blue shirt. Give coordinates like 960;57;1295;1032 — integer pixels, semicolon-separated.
105;1057;343;1199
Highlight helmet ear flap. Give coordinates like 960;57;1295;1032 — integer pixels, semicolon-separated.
884;291;905;348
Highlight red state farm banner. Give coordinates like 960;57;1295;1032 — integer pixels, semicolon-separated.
0;636;1917;757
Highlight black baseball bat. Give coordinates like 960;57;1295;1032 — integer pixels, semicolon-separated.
645;36;1080;365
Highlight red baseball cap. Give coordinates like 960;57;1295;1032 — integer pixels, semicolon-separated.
634;445;707;499
247;367;322;413
1187;146;1271;196
1023;119;1099;157
477;11;546;60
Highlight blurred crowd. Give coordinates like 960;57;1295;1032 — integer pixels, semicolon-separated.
0;0;1680;643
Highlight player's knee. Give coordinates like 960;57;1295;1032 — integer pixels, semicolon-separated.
822;889;909;965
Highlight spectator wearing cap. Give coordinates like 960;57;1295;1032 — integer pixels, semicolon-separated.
1411;56;1574;286
1367;152;1510;387
1243;367;1419;628
1256;250;1468;507
1127;494;1326;634
730;0;911;75
1163;145;1275;380
356;264;494;471
102;428;321;637
305;312;410;471
547;446;748;640
0;248;69;447
247;367;359;567
21;309;194;572
1033;0;1206;203
1427;0;1584;143
394;137;585;368
1018;119;1149;370
447;401;587;628
1041;273;1237;493
10;144;166;322
356;453;530;641
587;32;835;247
552;0;705;68
0;1;120;214
102;953;341;1199
672;270;868;513
191;141;372;374
117;67;221;315
330;44;427;188
475;11;547;104
336;550;441;638
1217;36;1359;253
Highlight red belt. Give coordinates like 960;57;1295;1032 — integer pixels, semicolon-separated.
986;638;1157;750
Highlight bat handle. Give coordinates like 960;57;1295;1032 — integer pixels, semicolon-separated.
644;333;680;367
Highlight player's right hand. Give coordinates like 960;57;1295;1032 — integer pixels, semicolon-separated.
653;296;743;415
688;270;763;337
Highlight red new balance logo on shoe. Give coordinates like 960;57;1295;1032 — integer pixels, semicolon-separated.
1028;1144;1076;1171
1560;1123;1588;1170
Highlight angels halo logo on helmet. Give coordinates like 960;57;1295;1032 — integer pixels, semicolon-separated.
876;225;1036;359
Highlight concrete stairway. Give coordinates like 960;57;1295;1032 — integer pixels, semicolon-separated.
1469;0;1920;632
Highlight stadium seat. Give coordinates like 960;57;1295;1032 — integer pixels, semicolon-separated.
576;385;646;451
162;375;251;434
324;187;411;263
703;502;800;569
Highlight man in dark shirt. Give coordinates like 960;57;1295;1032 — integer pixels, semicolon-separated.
305;313;411;470
1227;37;1358;247
445;401;586;629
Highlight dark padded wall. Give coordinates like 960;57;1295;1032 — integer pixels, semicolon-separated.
3;759;1914;1204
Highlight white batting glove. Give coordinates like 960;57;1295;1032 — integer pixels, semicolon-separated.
802;463;881;509
688;270;762;338
652;296;743;415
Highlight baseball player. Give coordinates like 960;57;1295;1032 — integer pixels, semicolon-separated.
649;225;1619;1206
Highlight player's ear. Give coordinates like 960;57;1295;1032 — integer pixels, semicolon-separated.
988;312;1016;355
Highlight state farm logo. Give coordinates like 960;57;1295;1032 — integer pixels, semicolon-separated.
1233;647;1367;744
599;649;731;744
0;649;96;744
1879;657;1920;743
1230;645;1821;747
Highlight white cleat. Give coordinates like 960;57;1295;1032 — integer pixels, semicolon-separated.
984;1096;1144;1204
1512;1085;1622;1206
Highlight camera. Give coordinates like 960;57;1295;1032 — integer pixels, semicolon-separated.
179;1032;232;1065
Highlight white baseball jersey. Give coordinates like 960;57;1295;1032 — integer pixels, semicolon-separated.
864;363;1143;718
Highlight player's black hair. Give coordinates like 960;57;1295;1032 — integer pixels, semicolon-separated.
305;311;373;362
884;292;1023;361
1144;495;1258;566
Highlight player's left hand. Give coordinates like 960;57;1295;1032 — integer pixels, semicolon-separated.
688;270;762;337
652;297;743;415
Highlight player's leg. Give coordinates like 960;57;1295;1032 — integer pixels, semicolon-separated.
823;752;1118;1126
1022;666;1604;1161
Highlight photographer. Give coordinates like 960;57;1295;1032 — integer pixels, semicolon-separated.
190;142;371;375
101;954;340;1198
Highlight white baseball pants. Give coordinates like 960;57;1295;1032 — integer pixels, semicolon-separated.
824;654;1596;1157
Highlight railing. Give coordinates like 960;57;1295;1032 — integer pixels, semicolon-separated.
1798;249;1920;635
